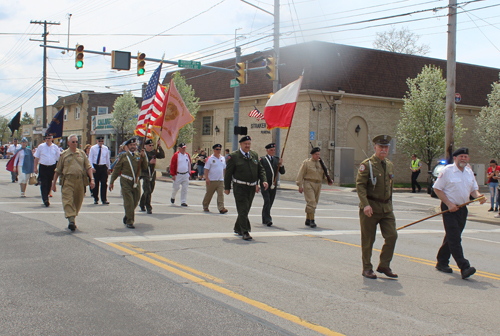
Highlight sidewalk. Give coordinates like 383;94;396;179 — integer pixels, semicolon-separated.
467;203;500;226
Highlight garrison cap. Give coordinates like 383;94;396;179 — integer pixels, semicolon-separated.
212;143;222;149
239;135;251;143
265;143;276;149
310;147;321;154
453;147;469;156
124;137;137;146
373;134;391;146
144;139;153;145
96;136;104;140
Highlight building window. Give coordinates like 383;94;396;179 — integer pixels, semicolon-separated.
225;118;233;143
64;108;68;121
75;107;80;120
97;106;108;115
202;116;212;136
37;116;41;126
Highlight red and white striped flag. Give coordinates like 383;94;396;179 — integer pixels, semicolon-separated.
135;63;163;138
248;106;264;121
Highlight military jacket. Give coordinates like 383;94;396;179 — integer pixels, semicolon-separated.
55;149;91;177
259;155;285;185
356;154;394;213
140;146;165;177
224;149;267;190
110;151;148;184
296;158;326;188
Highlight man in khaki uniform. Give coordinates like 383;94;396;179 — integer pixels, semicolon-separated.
203;143;228;213
109;137;147;229
139;138;165;214
296;147;332;228
51;134;94;231
356;135;398;279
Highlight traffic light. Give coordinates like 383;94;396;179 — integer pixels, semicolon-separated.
265;57;275;80
235;62;245;84
75;44;84;69
137;52;146;76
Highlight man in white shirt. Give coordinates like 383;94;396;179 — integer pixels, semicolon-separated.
34;134;61;207
433;147;486;279
88;136;111;204
7;138;22;182
169;142;191;206
202;144;227;213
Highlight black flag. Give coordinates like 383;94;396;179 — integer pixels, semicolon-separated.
8;111;21;136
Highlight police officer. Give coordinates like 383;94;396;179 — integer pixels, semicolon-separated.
139;138;165;214
109;137;147;229
433;147;486;279
356;135;398;279
410;154;422;193
296;147;332;228
260;143;285;226
224;136;267;240
51;134;94;231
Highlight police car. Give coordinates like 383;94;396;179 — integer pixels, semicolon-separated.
430;160;447;198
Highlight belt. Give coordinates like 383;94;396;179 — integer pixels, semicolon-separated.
64;174;83;180
177;171;189;175
304;178;321;183
367;195;391;204
121;174;134;181
95;164;107;167
232;178;257;186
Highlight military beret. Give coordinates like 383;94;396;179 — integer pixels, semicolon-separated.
96;136;104;140
178;142;187;148
212;143;222;149
310;147;320;154
239;135;251;143
373;134;391;146
265;143;276;149
124;137;137;146
145;139;153;145
453;147;469;156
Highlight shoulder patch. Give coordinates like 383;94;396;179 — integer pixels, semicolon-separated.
359;164;366;172
438;172;443;179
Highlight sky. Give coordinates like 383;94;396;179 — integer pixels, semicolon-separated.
1;0;499;120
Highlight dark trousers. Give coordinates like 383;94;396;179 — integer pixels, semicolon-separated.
38;163;56;203
437;203;470;270
411;171;421;192
233;184;256;234
261;183;277;224
140;174;156;211
92;165;108;202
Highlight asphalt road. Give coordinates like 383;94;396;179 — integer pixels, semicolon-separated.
1;169;499;336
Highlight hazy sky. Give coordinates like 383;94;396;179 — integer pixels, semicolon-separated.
1;0;499;120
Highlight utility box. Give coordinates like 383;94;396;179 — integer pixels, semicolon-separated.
471;163;485;185
334;147;355;185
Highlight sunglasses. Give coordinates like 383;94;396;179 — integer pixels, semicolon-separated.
70;141;78;143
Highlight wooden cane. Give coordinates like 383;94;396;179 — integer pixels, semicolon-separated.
396;196;486;231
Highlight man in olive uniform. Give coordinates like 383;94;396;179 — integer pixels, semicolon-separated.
296;147;332;228
356;135;398;279
224;136;268;240
51;134;95;231
139;138;165;214
260;143;285;226
109;137;147;229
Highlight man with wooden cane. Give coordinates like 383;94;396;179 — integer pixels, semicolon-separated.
433;147;486;279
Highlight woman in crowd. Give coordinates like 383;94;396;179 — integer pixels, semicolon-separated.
487;159;500;212
197;149;207;180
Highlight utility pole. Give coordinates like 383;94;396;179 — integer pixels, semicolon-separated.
272;0;281;156
445;0;457;163
232;47;242;151
30;20;60;129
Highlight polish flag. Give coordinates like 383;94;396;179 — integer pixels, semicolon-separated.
264;76;303;130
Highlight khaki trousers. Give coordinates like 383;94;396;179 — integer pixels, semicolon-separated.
202;180;224;211
61;177;85;221
304;181;321;218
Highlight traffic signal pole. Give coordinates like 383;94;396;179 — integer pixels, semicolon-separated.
232;47;242;151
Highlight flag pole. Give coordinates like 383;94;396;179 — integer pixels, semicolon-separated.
134;121;150;187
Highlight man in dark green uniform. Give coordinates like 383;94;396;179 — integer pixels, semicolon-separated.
139;138;165;214
109;137;147;229
356;135;398;279
260;143;285;226
224;136;268;240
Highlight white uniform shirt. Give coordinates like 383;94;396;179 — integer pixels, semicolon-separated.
34;142;60;165
433;163;478;205
88;144;111;169
8;144;21;155
204;154;226;181
176;152;191;174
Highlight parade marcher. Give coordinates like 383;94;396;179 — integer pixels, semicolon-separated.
224;136;267;240
486;159;499;212
170;143;191;206
51;135;94;231
433;147;486;279
356;135;398;279
202;144;227;213
34;134;61;207
109;137;147;229
260;143;285;226
7;138;22;182
139;139;165;214
13;138;34;197
296;147;332;229
410;154;422;193
88;136;111;204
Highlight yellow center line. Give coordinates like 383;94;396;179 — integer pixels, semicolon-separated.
107;242;344;336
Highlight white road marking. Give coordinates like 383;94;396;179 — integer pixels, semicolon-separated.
463;236;500;245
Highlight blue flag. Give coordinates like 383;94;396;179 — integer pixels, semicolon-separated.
46;107;64;138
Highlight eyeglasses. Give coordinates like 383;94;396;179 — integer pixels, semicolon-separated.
98;140;104;142
70;141;78;143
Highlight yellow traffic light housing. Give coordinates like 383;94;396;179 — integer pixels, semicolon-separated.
75;44;84;69
137;52;146;76
265;57;275;80
235;62;246;84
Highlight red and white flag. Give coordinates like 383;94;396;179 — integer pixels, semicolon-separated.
264;76;303;130
248;106;264;121
135;63;163;138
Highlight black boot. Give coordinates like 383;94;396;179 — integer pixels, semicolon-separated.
309;220;317;228
305;219;311;226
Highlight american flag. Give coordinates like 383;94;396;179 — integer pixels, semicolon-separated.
135;63;164;137
248;105;264;121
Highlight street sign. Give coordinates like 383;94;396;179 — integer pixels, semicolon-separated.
455;93;461;103
230;79;239;88
178;59;201;70
309;131;315;141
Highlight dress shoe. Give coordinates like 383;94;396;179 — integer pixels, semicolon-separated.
411;190;416;193
203;208;210;212
126;224;135;229
242;232;253;240
68;222;76;232
44;201;50;207
362;270;377;279
102;201;109;205
376;266;398;278
123;216;127;225
495;207;499;212
170;198;175;204
94;201;99;205
140;206;146;212
488;207;494;212
181;203;188;207
435;263;453;273
234;230;242;236
147;209;153;214
305;219;311;226
219;208;228;214
266;222;273;227
461;266;476;279
309;220;317;228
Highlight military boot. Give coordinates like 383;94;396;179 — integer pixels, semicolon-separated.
305;219;311;226
309;220;317;228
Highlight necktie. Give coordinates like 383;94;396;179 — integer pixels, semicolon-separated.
96;146;102;165
245;153;249;159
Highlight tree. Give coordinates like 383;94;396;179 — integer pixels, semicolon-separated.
111;91;139;146
0;116;10;144
396;65;466;171
474;76;500;158
20;112;34;126
373;26;430;55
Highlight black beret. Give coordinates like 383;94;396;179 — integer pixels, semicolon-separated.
124;137;137;146
212;143;222;149
310;147;320;154
145;139;153;145
96;136;104;140
178;142;187;148
239;135;251;143
452;147;469;156
265;143;276;149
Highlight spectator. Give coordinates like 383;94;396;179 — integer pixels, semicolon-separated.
487;159;500;212
224;148;230;160
197;149;207;180
191;149;199;179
